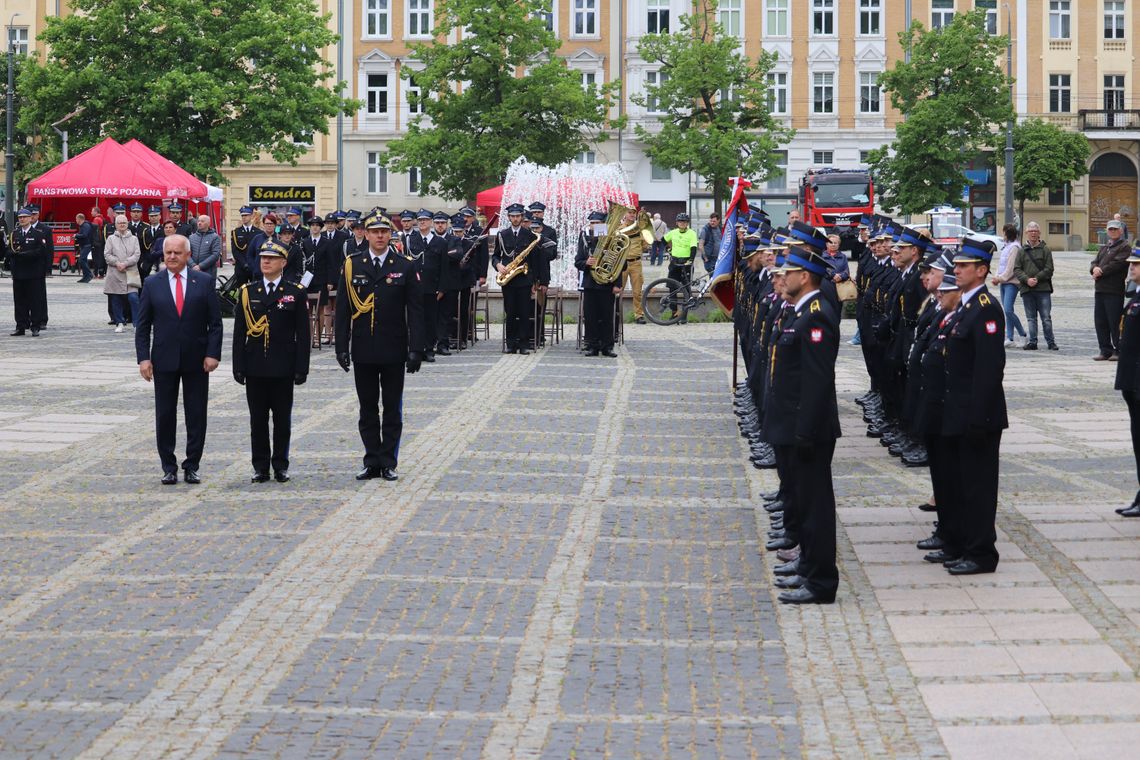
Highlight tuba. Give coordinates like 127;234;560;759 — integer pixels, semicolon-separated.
590;202;653;285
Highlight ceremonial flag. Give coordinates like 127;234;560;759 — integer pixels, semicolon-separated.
708;177;752;315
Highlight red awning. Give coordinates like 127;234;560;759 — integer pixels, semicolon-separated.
27;138;208;200
119;140;211;200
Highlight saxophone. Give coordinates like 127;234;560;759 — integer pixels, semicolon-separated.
495;232;542;286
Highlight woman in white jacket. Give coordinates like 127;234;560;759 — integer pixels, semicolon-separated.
991;223;1027;346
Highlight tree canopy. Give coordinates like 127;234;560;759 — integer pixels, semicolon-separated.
867;9;1014;214
17;0;357;185
383;0;619;202
993;118;1090;223
634;0;792;213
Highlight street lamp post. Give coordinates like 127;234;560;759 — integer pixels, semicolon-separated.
5;13;19;234
1004;4;1016;229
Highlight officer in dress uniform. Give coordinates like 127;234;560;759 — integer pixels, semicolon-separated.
456;207;487;348
324;212;343;247
29;205;54;284
140;206;163;277
283;207;305;239
1115;245;1140;517
431;211;460;356
231;205;259;275
302;215;330;307
232;240;311;483
334;212;424;482
275;224;304;284
168;202;194;237
128;202;145;247
762;247;841;604
395;210;416;255
405;209;438;360
528;202;558;257
939;238;1007;575
575;210;624;357
6;208;49;336
494;203;545;354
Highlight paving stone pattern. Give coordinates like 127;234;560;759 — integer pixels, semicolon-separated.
0;253;1136;758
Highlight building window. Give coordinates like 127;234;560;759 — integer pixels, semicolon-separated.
406;74;423;115
1049;1;1070;40
646;70;668;113
651;162;671;181
859;71;881;113
932;0;955;29
765;0;789;36
1105;74;1126;110
1047;183;1071;206
575;151;596;165
1049;74;1071;113
538;0;555;32
719;0;742;37
366;153;388;194
647;0;670;34
767;150;787;190
859;0;881;35
364;0;389;37
812;0;834;36
1047;221;1071;235
366;74;389;115
812;72;834;114
7;27;28;55
1105;1;1125;39
407;0;433;37
581;71;596;91
767;71;788;115
408;167;421;194
813;150;834;165
573;0;597;36
859;150;872;163
977;0;997;35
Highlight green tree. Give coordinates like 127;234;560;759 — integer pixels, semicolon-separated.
993;118;1090;225
17;0;357;185
867;9;1013;214
634;1;793;215
1;55;56;193
384;0;620;202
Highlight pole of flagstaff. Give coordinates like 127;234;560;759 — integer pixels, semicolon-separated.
730;175;740;390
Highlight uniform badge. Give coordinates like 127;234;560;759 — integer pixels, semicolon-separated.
985;320;997;334
810;328;823;343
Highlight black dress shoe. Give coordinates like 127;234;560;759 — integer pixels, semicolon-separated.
766;536;795;551
923;550;958;564
183;470;201;484
251;471;270;483
946;559;995;575
1120;504;1140;517
585;349;600;357
436;346;451;356
903;452;929;467
161;471;178;485
768;529;786;540
918;502;937;512
423;353;436;362
774;574;804;589
356;466;380;480
761;490;781;502
379;467;398;481
517;347;530;355
9;329;25;336
773;558;800;576
751;454;777;469
30;328;40;337
764;500;784;513
601;349;617;357
916;535;944;550
778;586;835;604
274;470;290;483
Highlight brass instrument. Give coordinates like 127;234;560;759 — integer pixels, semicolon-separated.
495;233;542;286
589;203;653;285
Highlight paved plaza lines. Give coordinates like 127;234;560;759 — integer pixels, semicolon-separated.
1;252;1140;758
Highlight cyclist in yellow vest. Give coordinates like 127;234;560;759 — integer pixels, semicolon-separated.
663;213;700;323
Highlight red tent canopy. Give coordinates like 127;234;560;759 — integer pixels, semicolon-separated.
27;138;207;201
120;139;210;200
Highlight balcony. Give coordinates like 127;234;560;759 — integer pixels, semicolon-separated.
1079;109;1140;130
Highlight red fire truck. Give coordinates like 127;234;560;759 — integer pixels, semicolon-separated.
798;168;875;232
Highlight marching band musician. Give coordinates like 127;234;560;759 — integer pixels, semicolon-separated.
302;215;331;310
456;208;488;349
575;210;623;357
430;211;458;357
493;203;548;354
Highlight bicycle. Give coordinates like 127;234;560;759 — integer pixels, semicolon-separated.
642;268;711;325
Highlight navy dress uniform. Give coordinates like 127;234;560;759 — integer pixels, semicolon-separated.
168;202;194;238
301;216;331;305
140;206;164;276
575;210;624;357
334;212;425;481
761;248;841;604
941;238;1008;574
493;203;546;354
232;241;311;483
430;211;460;355
6;209;50;336
1115;247;1140;517
230;205;260;274
457;210;488;347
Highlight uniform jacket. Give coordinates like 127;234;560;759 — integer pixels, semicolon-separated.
301;235;331;293
942;286;1008;436
912;308;960;437
574;231;626;290
138;224;161;275
134;269;224;372
5;225;49;280
888;265;926;364
761;291;842;445
458;226;488;288
902;298;939;430
493;225;548;288
334;247;425;365
1092;237;1131;295
1116;293;1140;392
103;231;142;295
437;234;465;291
232;279;311;379
230;224;260;272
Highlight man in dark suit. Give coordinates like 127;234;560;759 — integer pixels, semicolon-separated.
135;234;224;485
233;240;310;483
493;203;547;354
335;211;424;482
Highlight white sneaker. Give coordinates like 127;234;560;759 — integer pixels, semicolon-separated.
114;324;124;333
1005;339;1017;348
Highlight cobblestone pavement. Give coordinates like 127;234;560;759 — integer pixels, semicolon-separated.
0;252;1138;758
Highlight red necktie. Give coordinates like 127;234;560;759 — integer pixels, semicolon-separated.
175;273;184;316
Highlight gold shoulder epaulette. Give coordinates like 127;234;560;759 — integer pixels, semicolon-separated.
978;292;991;306
810;299;821;313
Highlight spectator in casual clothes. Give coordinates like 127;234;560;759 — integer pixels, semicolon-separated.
698;213;722;275
991;223;1027;347
74;213;94;283
90;207;107;279
822;234;851;284
650;212;668;266
1092;219;1132;360
1013;221;1056;351
103;215;141;332
188;215;222;279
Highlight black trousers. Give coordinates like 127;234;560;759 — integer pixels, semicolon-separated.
153;369;210;474
582;288;615;350
1124;391;1140;502
503;286;532;350
1094;292;1125;357
422;293;439;354
11;278;48;330
792;439;839;600
947;431;1002;570
437;289;459;348
926;433;961;555
667;261;692;287
246;376;295;474
353;361;406;470
458;288;473;344
774;445;797;545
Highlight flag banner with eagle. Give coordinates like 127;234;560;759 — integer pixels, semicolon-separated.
708;177;752;315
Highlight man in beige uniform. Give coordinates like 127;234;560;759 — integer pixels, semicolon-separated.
620;208;647;324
